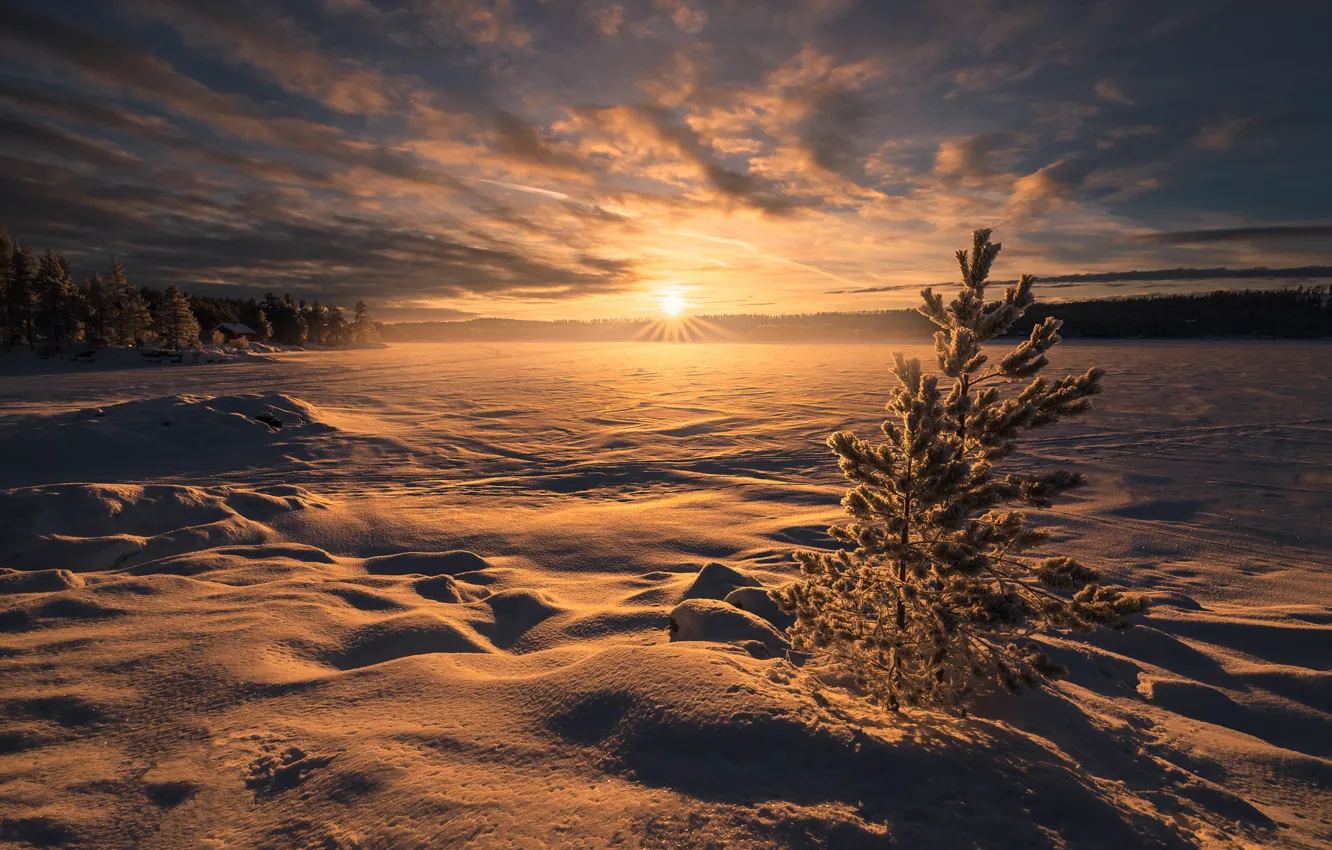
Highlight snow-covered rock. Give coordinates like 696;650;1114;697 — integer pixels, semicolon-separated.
668;598;790;657
681;561;761;600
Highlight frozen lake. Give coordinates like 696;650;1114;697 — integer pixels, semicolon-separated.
1;341;1329;848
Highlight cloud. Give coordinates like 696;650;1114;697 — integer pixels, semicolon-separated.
1136;225;1332;245
1008;157;1094;216
1195;117;1252;151
0;1;1327;318
118;0;412;115
0;113;140;169
654;0;708;33
831;266;1332;295
0;6;349;150
562;103;814;213
419;0;533;49
584;1;626;37
934;133;1025;184
1094;79;1132;105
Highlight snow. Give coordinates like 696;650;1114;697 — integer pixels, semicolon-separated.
1;341;1330;848
0;343;291;376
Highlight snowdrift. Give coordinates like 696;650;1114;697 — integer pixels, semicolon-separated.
0;344;284;375
0;479;1318;849
0;393;410;488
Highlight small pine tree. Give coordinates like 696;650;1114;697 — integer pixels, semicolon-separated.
774;229;1146;714
155;285;200;350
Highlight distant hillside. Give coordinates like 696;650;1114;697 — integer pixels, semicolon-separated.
382;287;1332;342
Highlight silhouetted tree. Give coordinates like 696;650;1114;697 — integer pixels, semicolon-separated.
247;305;273;341
288;295;307;344
299;299;328;345
774;230;1146;714
81;273;108;346
188;294;241;333
260;292;308;344
36;250;81;351
325;305;351;346
123;286;154;347
0;229;14;348
11;244;37;349
352;300;378;343
104;256;130;346
155;285;200;349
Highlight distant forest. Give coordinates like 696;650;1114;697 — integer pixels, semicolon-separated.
383;286;1332;342
0;229;380;351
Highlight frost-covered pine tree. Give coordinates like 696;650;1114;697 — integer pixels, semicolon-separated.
774;229;1146;714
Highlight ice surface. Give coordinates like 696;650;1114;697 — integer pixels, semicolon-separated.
1;341;1329;848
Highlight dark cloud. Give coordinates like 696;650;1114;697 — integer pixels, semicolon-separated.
118;216;639;302
629;104;816;213
489;109;587;175
1136;226;1332;245
831;266;1332;295
0;113;139;169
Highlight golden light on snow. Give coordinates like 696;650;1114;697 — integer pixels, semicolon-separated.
660;294;687;317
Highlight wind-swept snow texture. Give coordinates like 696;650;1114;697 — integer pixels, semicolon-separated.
1;342;1329;849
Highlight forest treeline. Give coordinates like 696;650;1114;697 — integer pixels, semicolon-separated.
0;229;379;351
382;286;1332;342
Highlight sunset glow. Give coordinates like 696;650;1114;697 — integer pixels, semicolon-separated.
661;295;687;318
0;3;1326;323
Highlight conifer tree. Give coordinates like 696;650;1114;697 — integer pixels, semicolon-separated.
155;284;200;349
12;244;37;349
105;256;130;346
36;250;80;351
81;273;108;347
251;307;273;341
0;230;13;348
774;229;1146;714
122;287;153;347
326;305;351;346
352;300;377;343
287;295;308;344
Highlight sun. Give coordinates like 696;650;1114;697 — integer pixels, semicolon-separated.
660;294;686;317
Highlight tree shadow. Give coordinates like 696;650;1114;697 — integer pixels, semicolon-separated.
591;698;1199;849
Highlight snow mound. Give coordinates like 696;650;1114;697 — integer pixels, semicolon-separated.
682;561;762;600
41;392;331;436
363;550;491;576
318;612;494;670
534;645;1219;848
0;344;282;375
0;483;329;574
0;394;342;487
670;598;790;658
410;574;490;604
724;585;796;631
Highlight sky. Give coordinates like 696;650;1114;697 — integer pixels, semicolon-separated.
0;0;1329;322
